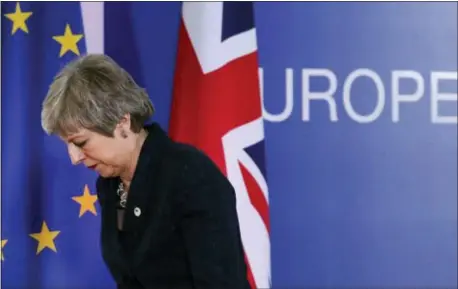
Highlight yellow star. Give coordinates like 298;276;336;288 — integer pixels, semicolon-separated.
4;2;33;35
52;23;83;57
72;184;98;217
1;239;7;261
29;221;60;254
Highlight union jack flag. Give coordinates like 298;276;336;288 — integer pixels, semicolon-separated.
169;2;271;288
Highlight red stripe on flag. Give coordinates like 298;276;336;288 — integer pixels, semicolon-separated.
239;162;270;232
169;22;262;157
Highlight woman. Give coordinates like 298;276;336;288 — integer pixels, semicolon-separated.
41;54;251;289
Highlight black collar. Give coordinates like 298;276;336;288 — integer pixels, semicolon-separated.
132;122;172;183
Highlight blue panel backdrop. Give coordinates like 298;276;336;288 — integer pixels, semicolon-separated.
255;3;457;287
2;1;457;288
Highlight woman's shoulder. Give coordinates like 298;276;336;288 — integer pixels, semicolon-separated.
165;142;237;216
168;142;223;178
164;141;234;197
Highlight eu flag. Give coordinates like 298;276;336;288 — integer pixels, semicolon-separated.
1;2;113;288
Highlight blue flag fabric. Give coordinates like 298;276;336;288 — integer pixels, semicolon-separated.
1;2;113;288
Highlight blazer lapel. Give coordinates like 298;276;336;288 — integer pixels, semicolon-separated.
101;178;131;275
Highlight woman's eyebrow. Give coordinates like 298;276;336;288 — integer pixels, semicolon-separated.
66;134;83;143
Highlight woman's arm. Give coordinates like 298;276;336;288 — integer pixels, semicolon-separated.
179;154;252;289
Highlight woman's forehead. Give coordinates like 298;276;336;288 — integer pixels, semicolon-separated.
61;129;89;142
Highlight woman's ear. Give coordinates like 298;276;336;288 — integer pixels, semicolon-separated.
117;114;131;131
115;114;131;139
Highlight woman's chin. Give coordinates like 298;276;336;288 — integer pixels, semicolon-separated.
95;165;118;178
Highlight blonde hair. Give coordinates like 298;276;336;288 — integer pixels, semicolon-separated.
41;54;154;137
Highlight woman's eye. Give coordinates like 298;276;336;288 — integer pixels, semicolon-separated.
74;140;87;147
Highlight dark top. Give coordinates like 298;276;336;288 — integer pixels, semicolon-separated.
96;123;251;289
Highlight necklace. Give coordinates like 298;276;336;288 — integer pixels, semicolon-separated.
117;181;128;209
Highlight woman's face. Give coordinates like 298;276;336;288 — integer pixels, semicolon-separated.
63;126;131;178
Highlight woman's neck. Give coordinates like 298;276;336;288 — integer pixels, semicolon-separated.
120;128;149;189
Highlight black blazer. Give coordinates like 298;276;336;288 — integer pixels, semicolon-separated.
96;123;251;289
